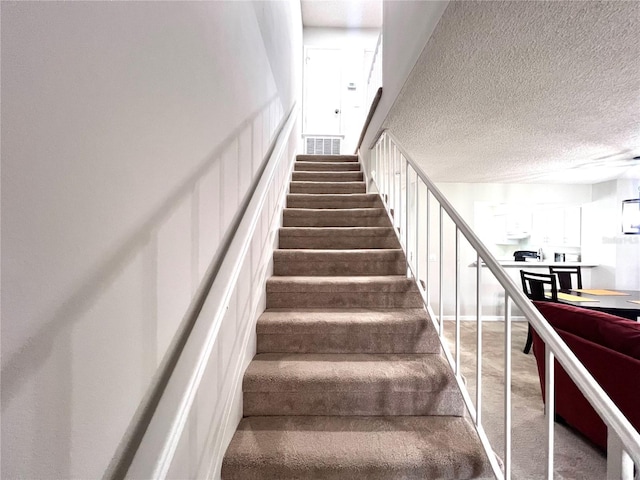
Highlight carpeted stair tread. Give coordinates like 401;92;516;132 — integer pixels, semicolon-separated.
296;154;358;162
294;161;361;171
283;208;389;227
279;226;400;249
286;193;383;209
266;294;423;309
266;276;423;308
243;353;463;416
279;226;397;237
256;308;440;354
257;308;430;334
244;352;458;393
292;171;364;182
267;275;420;292
273;249;405;276
289;181;366;194
273;248;403;262
221;415;491;480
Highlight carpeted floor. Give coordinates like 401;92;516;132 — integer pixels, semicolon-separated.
443;320;606;480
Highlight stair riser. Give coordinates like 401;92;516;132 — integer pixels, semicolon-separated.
292;172;363;182
266;292;423;308
294;162;361;172
244;391;463;416
257;333;440;354
273;250;404;261
289;182;366;194
274;260;405;276
296;154;358;162
282;215;389;228
286;196;382;209
279;234;400;249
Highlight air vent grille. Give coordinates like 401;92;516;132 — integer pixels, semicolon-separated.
305;137;341;155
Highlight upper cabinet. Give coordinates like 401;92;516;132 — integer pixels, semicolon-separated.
477;202;582;248
530;206;581;247
490;204;532;244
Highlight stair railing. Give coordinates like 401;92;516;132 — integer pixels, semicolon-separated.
367;129;640;480
354;87;382;155
124;104;299;479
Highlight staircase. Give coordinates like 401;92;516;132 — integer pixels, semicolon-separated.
222;154;491;479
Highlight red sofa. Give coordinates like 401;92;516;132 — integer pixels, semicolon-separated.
531;301;640;451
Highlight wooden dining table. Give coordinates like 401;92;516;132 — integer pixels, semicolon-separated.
556;288;640;320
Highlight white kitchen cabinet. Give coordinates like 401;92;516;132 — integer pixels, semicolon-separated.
563;206;581;246
531;206;581;246
491;205;532;244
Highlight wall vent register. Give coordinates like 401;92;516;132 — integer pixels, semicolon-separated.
305;137;341;155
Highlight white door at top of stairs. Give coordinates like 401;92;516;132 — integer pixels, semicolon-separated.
303;47;343;136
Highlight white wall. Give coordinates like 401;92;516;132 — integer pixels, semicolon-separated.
360;0;449;161
1;2;301;478
584;179;640;290
303;27;379;152
162;117;300;479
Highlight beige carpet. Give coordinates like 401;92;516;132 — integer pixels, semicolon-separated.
443;320;606;480
222;154;492;479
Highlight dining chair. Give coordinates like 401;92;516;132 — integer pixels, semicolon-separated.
520;270;558;354
549;265;582;291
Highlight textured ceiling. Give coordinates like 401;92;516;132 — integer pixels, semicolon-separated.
385;1;640;184
301;0;382;28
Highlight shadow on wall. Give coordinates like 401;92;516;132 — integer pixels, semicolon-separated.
1;95;285;478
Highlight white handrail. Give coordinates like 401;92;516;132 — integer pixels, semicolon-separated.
370;129;640;478
125;105;298;479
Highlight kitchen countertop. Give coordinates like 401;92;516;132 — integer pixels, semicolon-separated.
470;261;598;268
